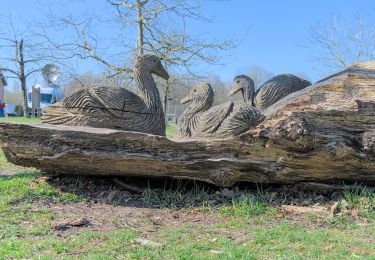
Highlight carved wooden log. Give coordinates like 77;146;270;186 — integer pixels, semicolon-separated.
1;62;375;186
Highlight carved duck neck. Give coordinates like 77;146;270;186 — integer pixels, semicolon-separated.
177;83;214;136
228;75;255;105
135;55;169;113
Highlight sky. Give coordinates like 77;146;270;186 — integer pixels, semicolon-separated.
1;0;375;87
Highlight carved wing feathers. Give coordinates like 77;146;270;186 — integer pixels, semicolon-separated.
198;101;234;135
255;74;311;110
61;87;145;117
216;104;263;137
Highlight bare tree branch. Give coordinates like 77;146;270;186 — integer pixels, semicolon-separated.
0;19;67;116
307;12;375;71
37;0;235;117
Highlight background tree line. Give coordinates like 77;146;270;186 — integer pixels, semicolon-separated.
1;1;375;118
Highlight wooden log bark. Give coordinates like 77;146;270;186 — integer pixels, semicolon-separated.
1;62;375;186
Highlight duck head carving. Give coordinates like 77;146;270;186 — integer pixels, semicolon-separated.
181;82;214;114
136;54;169;80
229;75;255;103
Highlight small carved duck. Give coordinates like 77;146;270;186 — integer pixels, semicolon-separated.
229;74;311;110
177;83;262;139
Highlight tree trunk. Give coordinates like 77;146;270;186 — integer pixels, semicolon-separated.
136;1;144;56
163;79;171;123
1;63;375;186
19;39;29;118
163;88;168;119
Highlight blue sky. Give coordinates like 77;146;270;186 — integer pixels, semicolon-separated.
1;0;375;85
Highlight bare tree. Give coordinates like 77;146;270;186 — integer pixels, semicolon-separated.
154;72;231;119
0;18;67;116
307;12;375;71
63;71;128;96
4;81;23;106
0;36;43;116
204;74;231;105
39;0;234;115
247;65;274;90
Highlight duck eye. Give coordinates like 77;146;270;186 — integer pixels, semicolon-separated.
237;80;240;83
193;89;196;92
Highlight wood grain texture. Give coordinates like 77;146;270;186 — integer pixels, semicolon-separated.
254;74;311;110
177;83;263;138
230;74;311;110
1;62;375;186
42;55;169;136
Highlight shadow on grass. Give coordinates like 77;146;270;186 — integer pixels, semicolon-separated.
43;174;375;214
1;171;374;220
46;174;240;209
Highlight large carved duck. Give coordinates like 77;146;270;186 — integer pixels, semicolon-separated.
229;74;311;110
177;83;262;139
42;55;169;136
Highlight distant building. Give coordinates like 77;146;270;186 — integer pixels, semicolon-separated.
27;83;63;112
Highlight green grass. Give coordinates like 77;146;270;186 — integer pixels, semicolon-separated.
0;172;84;258
0;171;374;258
219;194;271;217
0;149;22;170
219;185;272;217
147;221;374;259
0;122;374;258
166;123;176;138
343;185;375;220
0;117;41;124
0;150;9;166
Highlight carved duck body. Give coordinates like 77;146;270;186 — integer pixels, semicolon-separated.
229;74;311;110
177;83;262;139
42;55;169;136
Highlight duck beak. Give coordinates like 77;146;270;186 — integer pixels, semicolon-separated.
181;95;192;104
228;83;242;97
154;62;169;80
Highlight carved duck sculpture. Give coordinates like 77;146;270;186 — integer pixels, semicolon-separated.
42;54;169;136
229;74;311;110
177;83;262;138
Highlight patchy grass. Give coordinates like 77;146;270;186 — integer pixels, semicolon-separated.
0;172;84;258
141;180;213;208
0;172;82;204
0;149;34;175
0;171;374;258
0;149;374;258
219;185;272;217
0;117;41;124
219;195;270;217
343;185;375;220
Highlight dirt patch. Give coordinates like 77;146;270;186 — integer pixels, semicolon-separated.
48;200;258;247
46;199;368;241
49;201;227;237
